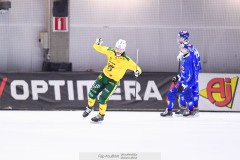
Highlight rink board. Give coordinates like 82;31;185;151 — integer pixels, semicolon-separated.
0;72;239;111
199;73;240;111
0;72;174;110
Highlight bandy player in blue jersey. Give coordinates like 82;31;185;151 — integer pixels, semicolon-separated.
174;31;202;116
160;44;196;117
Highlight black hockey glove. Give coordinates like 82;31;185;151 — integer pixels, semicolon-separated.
177;85;184;93
177;84;187;93
172;76;179;83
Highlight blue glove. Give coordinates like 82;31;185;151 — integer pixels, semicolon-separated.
172;75;180;83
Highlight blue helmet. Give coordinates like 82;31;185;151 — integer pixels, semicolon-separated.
178;31;190;39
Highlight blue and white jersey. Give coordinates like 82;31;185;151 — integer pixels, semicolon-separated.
185;43;202;73
178;51;195;87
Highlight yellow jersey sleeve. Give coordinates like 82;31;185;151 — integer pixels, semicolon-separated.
125;56;142;75
93;43;110;55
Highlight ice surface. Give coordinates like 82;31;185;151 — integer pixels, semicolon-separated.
0;111;239;160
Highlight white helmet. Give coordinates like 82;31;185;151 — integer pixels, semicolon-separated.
115;39;126;51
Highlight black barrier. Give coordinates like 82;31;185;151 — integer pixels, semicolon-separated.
42;61;72;72
53;0;68;17
0;72;179;111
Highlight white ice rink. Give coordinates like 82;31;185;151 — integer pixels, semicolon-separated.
0;111;240;160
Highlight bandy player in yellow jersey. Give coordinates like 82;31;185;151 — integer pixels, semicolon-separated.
83;38;142;122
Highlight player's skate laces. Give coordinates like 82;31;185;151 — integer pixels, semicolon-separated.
91;114;104;122
160;108;173;117
83;106;93;117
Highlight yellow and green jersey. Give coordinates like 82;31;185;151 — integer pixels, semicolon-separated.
93;43;142;82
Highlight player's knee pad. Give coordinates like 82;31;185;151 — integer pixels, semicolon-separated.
88;90;98;99
179;96;187;107
99;94;108;104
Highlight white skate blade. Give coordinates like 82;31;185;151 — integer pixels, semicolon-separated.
90;121;103;124
160;115;173;118
175;114;183;117
183;115;199;118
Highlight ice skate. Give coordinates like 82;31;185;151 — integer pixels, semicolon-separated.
193;107;199;116
175;106;187;117
183;110;197;117
91;114;104;122
160;108;173;117
82;106;93;118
